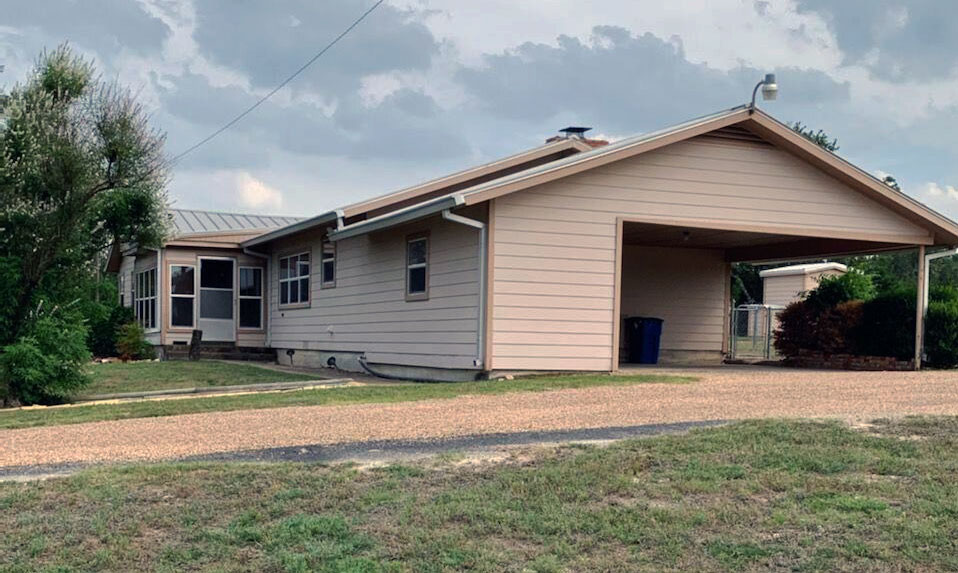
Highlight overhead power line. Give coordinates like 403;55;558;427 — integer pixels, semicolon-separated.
170;0;385;164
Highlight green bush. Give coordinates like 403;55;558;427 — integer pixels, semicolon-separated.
857;288;916;360
774;299;863;357
805;272;875;309
0;313;91;405
115;322;155;361
773;300;815;358
87;304;134;357
926;300;958;368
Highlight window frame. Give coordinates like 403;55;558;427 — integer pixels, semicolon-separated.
405;232;430;302
321;239;336;289
134;267;158;331
278;250;311;308
238;266;265;330
168;263;196;330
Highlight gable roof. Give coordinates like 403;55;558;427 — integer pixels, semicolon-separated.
243;137;595;248
319;106;958;245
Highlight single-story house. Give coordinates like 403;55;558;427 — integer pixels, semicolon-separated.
109;209;301;350
115;106;958;377
760;262;848;308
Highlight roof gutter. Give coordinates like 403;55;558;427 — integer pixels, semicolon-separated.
241;211;339;248
329;194;464;241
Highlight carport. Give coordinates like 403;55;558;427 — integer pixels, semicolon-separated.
614;219;931;368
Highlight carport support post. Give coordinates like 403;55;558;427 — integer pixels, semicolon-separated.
915;245;926;370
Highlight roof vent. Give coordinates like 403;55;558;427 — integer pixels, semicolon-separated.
558;126;592;139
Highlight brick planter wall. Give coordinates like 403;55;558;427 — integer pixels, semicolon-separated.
784;349;915;371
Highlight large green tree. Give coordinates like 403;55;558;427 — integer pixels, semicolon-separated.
0;46;168;404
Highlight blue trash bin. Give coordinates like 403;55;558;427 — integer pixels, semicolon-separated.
625;317;664;364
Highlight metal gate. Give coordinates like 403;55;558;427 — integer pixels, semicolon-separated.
730;304;784;360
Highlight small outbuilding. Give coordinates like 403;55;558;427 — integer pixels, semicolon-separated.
760;262;848;308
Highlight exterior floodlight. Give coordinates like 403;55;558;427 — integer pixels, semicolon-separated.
750;73;778;111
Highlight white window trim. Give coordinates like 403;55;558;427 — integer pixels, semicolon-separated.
321;240;336;289
279;251;311;307
238;266;264;330
134;267;158;331
405;233;430;301
168;263;196;330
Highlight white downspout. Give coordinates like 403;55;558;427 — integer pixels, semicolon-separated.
921;246;958;361
441;202;487;369
243;247;271;347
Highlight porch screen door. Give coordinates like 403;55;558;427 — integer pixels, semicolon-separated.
199;258;235;342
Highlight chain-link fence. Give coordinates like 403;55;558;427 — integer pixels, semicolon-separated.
730;304;785;360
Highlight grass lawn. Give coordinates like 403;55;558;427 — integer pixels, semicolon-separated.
0;373;691;431
83;361;318;396
2;417;956;571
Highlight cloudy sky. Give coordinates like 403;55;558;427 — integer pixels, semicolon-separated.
3;1;958;219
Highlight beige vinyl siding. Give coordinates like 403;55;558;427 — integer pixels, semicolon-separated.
619;246;726;353
763;269;845;308
491;135;929;371
763;274;807;308
803;269;843;292
268;216;482;369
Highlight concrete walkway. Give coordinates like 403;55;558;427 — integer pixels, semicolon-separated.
2;366;957;472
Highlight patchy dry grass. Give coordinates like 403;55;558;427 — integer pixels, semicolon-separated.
1;417;956;571
0;373;690;430
83;360;317;396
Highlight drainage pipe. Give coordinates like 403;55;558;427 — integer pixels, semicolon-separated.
441;208;487;369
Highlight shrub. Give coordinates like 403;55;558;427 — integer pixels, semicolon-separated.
115;322;155;361
857;288;916;360
0;313;91;405
818;300;864;354
930;285;958;305
926;300;958;368
805;271;875;309
87;304;134;357
774;300;819;357
774;299;863;358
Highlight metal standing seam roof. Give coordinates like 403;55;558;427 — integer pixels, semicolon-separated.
168;209;303;236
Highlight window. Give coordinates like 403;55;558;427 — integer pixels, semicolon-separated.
406;234;429;301
134;268;157;329
239;267;263;329
170;265;195;328
321;240;336;288
279;252;310;306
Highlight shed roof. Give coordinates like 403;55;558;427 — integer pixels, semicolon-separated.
168;208;302;236
759;263;848;278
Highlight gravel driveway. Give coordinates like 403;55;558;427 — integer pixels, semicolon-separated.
3;366;958;468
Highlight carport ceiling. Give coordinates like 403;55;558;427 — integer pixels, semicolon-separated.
621;221;906;263
623;222;796;249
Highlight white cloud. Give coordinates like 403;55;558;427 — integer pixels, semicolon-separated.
236;172;284;210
